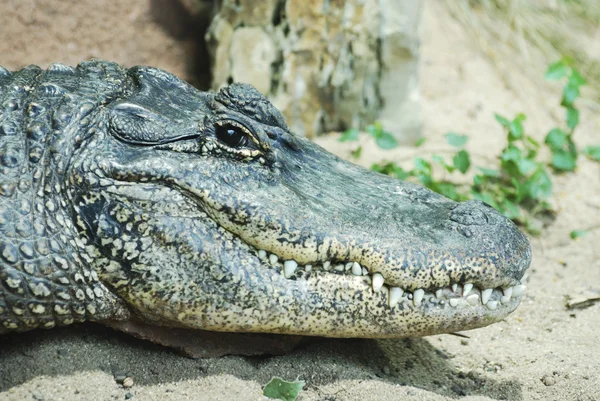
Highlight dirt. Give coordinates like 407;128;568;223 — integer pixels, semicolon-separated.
1;1;599;400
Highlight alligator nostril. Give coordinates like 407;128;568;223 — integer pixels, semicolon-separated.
449;200;493;226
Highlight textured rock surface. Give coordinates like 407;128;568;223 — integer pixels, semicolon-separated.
206;0;423;140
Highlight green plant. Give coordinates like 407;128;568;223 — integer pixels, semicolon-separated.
543;58;587;172
340;60;599;236
263;377;305;401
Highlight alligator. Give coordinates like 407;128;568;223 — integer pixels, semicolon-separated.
0;60;531;355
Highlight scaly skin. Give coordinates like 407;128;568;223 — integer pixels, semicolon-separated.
0;60;531;339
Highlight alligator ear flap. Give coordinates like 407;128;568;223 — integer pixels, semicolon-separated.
109;102;197;145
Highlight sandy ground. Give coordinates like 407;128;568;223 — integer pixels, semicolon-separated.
1;1;599;400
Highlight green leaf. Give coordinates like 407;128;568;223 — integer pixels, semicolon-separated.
445;132;469;147
494;113;511;127
435;182;465;201
453;150;471;173
501;199;521;220
366;122;383;136
413;157;432;173
508;114;526;140
263;378;305;401
415;137;426;147
525;136;540;149
544;128;568;150
517;157;538;175
350;146;362;159
472;191;500;211
583;146;600;161
562;83;580;106
566;107;579;130
545;60;569;80
570;230;589;239
375;131;398;149
501;145;522;162
525;168;552;200
477;167;501;177
339;128;359;142
568;68;587;87
551;149;577;171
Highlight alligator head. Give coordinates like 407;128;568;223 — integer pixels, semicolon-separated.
66;62;531;338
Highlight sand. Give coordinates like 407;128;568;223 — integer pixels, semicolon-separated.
1;1;599;400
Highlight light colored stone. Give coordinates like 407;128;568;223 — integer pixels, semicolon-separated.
206;0;423;141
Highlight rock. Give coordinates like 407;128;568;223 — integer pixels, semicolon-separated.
206;0;423;141
541;374;556;386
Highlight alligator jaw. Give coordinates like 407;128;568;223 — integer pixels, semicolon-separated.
71;67;531;338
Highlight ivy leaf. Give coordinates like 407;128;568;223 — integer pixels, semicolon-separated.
375;131;398;149
414;157;432;173
501;199;521;220
263;378;305;401
517;158;538;175
544;128;568;150
566;107;579;130
339;128;359;142
453;150;471;173
568;68;587;87
415;137;427;147
562;83;580;106
445;132;469;147
583;146;600;161
570;230;588;239
525;168;552;200
494;113;511;128
508;114;526;140
551;149;576;171
350;146;362;159
477;167;501;177
545;60;569;80
526;136;540;149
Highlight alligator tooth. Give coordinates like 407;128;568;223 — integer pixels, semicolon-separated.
305;264;312;272
323;261;331;270
269;254;279;266
258;250;267;260
362;267;369;276
435;289;443;299
452;283;458;293
413;289;424;306
500;287;513;303
449;298;459;307
345;262;353;271
486;300;498;310
520;273;529;284
372;273;384;292
481;288;493;304
512;284;526;297
351;262;362;276
283;260;298;278
466;294;479;305
389;287;404;307
463;283;473;297
334;263;345;272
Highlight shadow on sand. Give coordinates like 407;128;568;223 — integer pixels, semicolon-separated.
0;323;521;400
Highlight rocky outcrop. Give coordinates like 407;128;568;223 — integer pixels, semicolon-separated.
206;0;423;141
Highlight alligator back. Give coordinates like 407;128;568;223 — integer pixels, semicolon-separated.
0;61;129;333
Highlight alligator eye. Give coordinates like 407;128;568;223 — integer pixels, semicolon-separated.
215;123;248;148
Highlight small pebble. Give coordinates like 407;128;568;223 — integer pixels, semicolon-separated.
123;377;134;388
541;375;556;386
125;392;134;400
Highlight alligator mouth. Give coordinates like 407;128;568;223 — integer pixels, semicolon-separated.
253;247;528;311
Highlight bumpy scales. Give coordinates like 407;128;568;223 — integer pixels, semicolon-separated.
0;60;531;341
